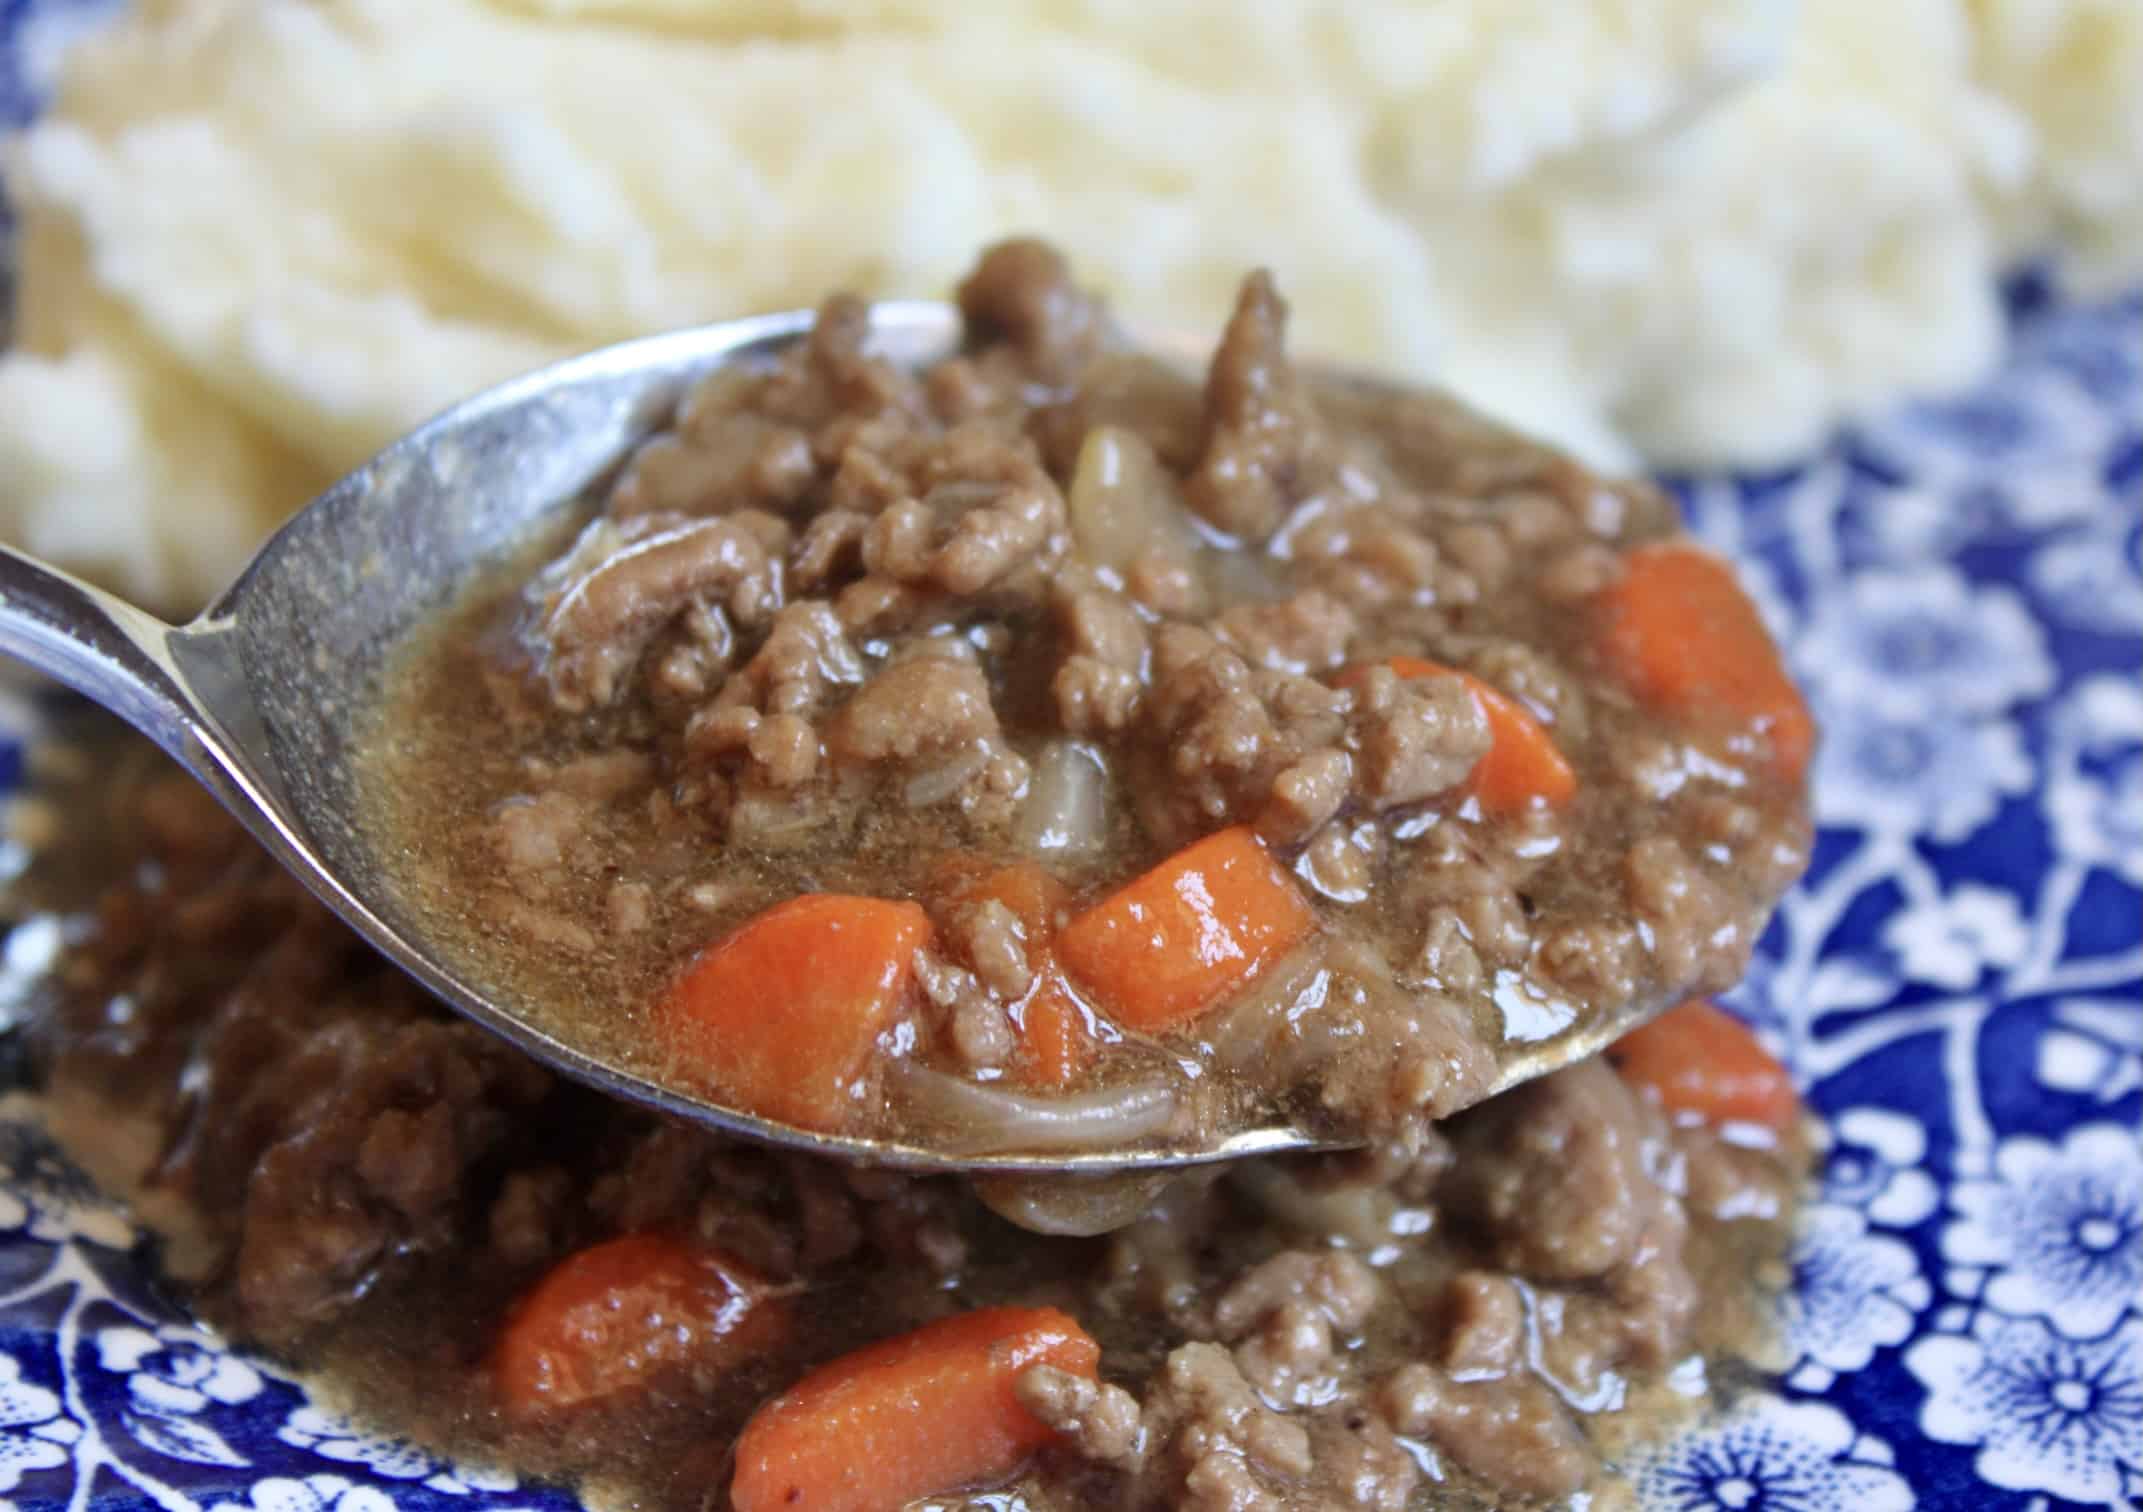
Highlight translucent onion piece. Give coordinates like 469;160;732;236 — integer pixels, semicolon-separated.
1015;739;1108;855
901;741;990;808
973;1170;1181;1236
1067;425;1198;570
726;789;832;850
1198;946;1330;1076
892;1064;1179;1155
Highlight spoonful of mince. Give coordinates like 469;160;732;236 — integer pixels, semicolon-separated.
0;240;1814;1189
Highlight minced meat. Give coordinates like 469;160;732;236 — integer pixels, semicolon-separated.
23;764;1804;1512
363;238;1813;1162
10;236;1821;1512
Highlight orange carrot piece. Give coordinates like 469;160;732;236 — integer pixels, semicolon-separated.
941;857;1069;938
491;1234;783;1415
1013;980;1097;1089
1057;826;1315;1033
659;894;932;1131
1609;999;1798;1132
1594;542;1814;782
1338;657;1577;814
941;860;1097;1089
730;1305;1101;1512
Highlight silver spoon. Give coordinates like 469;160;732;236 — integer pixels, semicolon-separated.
0;303;1652;1176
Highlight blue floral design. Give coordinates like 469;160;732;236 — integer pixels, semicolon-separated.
1819;1108;1939;1228
2045;749;2143;887
1806;701;2031;842
1881;884;2029;992
1781;1205;1930;1389
2035;999;2143;1107
95;1326;262;1421
89;1323;260;1469
1793;566;2054;721
2028;516;2143;634
1852;350;2127;488
2017;295;2143;404
1906;1316;2143;1505
207;1477;398;1512
0;1352;74;1491
2056;673;2143;754
276;1408;517;1496
1941;1124;2143;1342
1845;467;2113;563
1627;1397;1914;1511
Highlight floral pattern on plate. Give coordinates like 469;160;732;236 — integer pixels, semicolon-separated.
1;5;2139;1506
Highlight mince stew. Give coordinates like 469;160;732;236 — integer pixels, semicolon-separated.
25;758;1803;1512
10;240;1819;1512
361;241;1815;1157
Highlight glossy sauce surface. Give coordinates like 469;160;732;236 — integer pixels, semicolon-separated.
361;241;1813;1159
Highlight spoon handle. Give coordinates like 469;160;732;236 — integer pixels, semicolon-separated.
0;546;204;763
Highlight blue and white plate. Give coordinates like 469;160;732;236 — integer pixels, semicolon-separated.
1;7;2137;1508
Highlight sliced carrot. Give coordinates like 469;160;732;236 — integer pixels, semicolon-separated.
1057;825;1315;1033
940;859;1098;1089
1013;979;1096;1089
1609;999;1798;1132
491;1233;784;1414
939;857;1069;937
730;1305;1101;1512
659;893;932;1131
1337;656;1577;814
1594;542;1814;782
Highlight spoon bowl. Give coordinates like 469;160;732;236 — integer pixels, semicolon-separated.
0;304;1660;1173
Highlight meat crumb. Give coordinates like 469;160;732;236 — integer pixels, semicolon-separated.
1159;1342;1314;1483
488;1167;570;1268
1016;1365;1145;1467
1376;1365;1592;1500
1437;1271;1526;1378
1308;1416;1421;1512
955;238;1101;385
1347;666;1492;809
1213;1249;1379;1339
1185;272;1318;543
831;653;1001;764
948;898;1033;1001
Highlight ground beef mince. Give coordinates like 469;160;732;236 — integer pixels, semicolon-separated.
15;239;1819;1511
362;239;1815;1157
26;768;1804;1512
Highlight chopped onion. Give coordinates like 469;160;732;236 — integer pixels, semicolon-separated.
1198;946;1329;1075
727;789;831;850
901;741;990;808
892;1064;1179;1155
1067;425;1199;569
1015;740;1108;855
973;1171;1181;1236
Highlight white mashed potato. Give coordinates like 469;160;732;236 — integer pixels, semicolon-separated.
1;0;2136;608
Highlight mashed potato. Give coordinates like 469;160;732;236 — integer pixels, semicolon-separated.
1;0;2136;608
